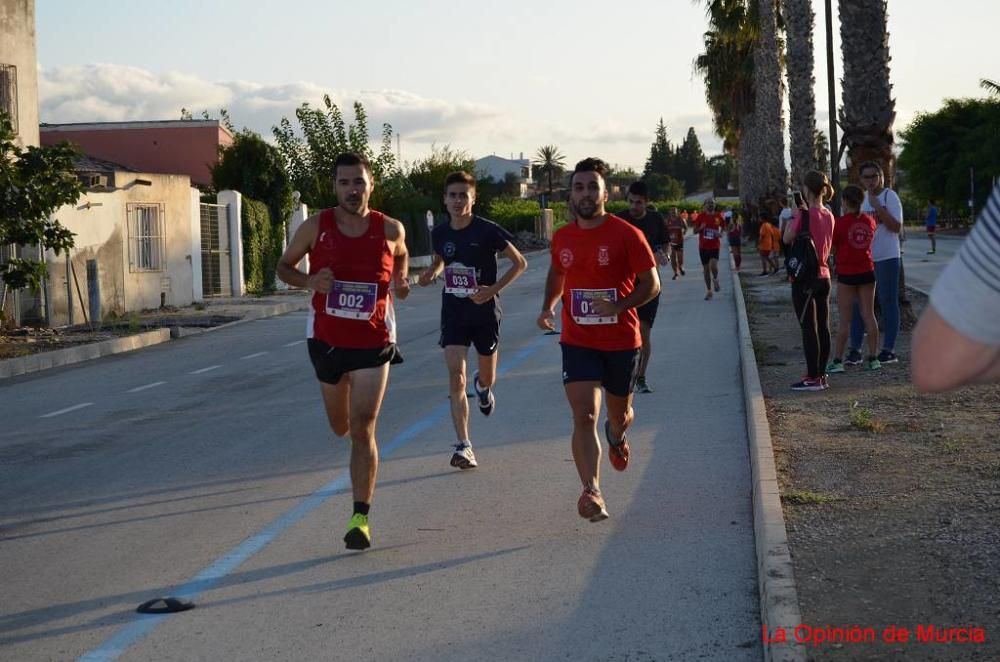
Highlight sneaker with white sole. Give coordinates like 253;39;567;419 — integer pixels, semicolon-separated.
790;376;827;391
450;442;478;469
844;349;863;366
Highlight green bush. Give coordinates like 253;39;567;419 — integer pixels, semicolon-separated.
487;198;541;234
242;198;277;293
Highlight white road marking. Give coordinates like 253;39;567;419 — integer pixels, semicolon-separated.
240;352;268;360
40;402;94;418
190;365;222;374
127;381;166;393
284;340;306;347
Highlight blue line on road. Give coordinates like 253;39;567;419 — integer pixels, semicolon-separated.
78;333;552;661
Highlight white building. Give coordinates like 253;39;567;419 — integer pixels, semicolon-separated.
474;154;534;198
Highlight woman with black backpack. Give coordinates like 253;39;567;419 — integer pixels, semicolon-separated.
783;170;836;391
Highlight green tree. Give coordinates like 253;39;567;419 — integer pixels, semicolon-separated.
272;95;396;209
212;129;294;227
706;153;738;190
642;173;685;201
898;97;1000;216
695;0;756;201
676;127;707;194
0;112;82;297
533;144;567;200
643;118;675;178
406;144;475;203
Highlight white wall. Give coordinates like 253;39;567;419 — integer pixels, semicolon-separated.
0;0;40;148
44;171;198;325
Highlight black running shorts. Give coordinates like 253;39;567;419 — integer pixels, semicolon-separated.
307;339;402;385
699;248;720;265
837;270;876;286
636;293;660;327
560;343;640;398
439;305;501;356
669;243;684;253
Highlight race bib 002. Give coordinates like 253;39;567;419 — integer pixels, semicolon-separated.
444;264;478;296
702;229;718;240
570;288;617;325
325;280;378;320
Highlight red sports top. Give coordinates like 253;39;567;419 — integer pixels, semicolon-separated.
833;212;877;276
308;208;396;348
696;212;726;250
550;214;656;351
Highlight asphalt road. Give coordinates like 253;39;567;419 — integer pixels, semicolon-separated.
900;230;964;295
1;239;762;662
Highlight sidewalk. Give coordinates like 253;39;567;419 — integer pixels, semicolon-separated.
0;290;312;380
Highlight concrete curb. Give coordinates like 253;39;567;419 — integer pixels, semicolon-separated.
0;328;171;380
731;267;808;662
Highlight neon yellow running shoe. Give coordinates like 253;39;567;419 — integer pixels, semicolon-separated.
344;513;371;550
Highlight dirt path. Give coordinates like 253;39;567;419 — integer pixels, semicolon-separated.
742;272;1000;661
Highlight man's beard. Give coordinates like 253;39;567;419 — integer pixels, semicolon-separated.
573;198;598;219
342;196;365;214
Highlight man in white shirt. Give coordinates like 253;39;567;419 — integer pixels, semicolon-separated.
845;161;903;366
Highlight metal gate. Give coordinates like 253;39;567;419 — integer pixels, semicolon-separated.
200;203;231;297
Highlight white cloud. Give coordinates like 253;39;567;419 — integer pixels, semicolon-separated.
37;63;507;146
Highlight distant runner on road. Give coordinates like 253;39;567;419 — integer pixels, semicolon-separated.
538;157;659;522
666;207;688;280
277;152;410;551
693;199;726;300
418;171;527;470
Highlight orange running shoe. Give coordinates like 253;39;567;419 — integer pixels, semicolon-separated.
577;487;609;522
604;420;630;471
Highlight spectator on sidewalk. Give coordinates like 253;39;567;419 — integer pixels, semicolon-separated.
845;161;903;366
783;170;836;391
912;184;1000;392
826;185;880;374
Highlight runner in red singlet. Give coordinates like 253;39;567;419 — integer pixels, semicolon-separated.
277;152;410;551
537;158;659;522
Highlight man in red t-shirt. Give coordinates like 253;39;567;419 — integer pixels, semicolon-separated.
692;199;726;300
538;158;660;522
277;152;410;551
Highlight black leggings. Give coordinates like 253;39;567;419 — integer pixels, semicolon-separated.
792;279;831;379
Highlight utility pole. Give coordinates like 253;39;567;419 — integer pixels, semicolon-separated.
825;0;841;215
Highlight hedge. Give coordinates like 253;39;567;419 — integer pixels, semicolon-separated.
241;198;277;293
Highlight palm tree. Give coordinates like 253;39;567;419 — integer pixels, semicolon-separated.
749;0;788;205
696;0;787;209
695;0;756;201
981;78;1000;96
782;0;818;190
533;145;566;201
838;0;896;185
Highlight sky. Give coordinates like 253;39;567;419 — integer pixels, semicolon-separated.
34;0;995;173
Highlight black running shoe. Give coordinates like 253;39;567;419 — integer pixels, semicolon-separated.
472;371;495;416
877;350;899;364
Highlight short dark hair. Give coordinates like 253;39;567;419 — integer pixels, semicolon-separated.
570;157;609;186
334;152;373;178
627;181;649;198
444;171;476;190
841;184;865;209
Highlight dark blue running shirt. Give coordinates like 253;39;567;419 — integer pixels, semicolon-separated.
431;215;514;314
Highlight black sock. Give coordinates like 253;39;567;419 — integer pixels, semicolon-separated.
354;502;370;516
